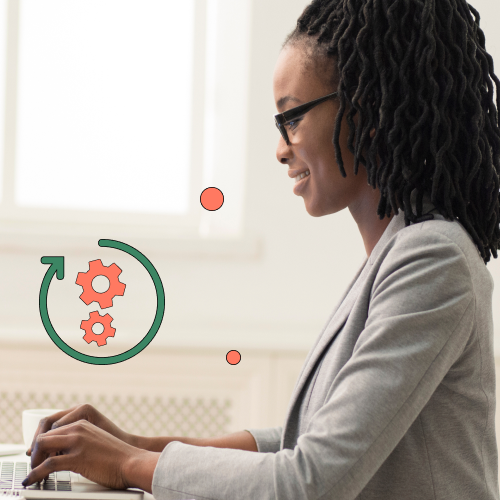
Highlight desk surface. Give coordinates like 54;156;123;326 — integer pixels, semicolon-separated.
0;443;154;500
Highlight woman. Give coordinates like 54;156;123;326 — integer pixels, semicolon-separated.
24;0;500;498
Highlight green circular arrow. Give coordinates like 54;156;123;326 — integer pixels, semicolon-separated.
39;239;165;365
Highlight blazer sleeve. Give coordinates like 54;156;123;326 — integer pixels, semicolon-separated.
151;229;475;500
244;427;283;453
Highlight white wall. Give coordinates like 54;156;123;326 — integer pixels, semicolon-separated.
0;0;499;361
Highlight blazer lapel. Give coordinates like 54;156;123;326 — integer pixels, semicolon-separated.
280;189;440;449
289;255;368;394
297;210;407;385
281;210;407;443
284;254;372;417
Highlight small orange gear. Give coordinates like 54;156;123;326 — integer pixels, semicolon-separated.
76;259;126;309
80;311;116;347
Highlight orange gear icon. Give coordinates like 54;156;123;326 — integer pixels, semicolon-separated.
76;259;126;309
80;311;116;346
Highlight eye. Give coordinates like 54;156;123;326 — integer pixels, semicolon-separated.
285;117;302;130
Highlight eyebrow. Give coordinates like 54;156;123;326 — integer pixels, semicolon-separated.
276;95;302;111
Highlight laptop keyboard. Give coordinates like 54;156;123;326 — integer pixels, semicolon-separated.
0;461;71;492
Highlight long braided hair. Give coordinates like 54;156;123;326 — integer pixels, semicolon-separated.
284;0;500;265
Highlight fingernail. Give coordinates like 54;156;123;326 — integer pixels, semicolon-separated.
51;422;58;429
25;451;29;456
22;479;28;487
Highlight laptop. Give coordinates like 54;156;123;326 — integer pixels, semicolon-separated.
0;460;143;500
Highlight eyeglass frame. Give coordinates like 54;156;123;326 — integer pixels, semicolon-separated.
274;87;358;145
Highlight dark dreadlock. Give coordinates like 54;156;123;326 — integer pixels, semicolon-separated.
284;0;500;265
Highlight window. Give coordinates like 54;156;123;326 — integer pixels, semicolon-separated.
16;0;194;215
0;0;252;244
0;0;6;200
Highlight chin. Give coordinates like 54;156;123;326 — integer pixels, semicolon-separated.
303;200;327;217
304;198;342;217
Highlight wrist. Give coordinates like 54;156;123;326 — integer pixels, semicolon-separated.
122;448;161;494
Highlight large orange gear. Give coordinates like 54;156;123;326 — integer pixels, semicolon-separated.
76;259;126;309
80;311;116;347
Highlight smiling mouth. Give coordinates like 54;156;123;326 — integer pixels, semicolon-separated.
294;169;310;183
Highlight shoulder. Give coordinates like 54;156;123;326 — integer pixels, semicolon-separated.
365;220;476;333
379;218;470;266
374;217;492;301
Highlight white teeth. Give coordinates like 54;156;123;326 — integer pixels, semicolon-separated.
294;170;310;183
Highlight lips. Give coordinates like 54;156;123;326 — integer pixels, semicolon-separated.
288;168;309;179
293;170;310;195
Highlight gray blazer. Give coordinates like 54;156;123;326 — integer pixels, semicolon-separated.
152;189;499;500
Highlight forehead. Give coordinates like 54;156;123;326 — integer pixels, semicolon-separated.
273;45;332;108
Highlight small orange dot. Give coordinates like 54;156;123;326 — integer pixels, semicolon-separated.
226;350;241;365
201;187;224;211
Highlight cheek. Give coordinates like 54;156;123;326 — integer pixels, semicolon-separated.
297;128;333;164
302;142;338;182
309;121;337;162
294;115;339;179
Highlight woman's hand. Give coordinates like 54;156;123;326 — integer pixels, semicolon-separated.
23;420;160;493
27;404;135;456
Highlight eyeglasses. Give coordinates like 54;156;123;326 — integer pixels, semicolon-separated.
274;87;357;145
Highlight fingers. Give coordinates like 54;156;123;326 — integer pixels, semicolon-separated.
51;403;98;431
27;404;98;456
31;434;75;468
30;423;81;470
27;406;79;456
22;455;70;487
25;420;136;491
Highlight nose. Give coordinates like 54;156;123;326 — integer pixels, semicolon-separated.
276;135;292;165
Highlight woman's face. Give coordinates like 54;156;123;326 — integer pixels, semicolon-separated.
273;44;375;218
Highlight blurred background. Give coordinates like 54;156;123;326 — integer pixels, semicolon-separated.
0;0;499;455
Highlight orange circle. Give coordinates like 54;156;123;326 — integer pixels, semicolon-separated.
201;187;224;211
226;350;241;365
